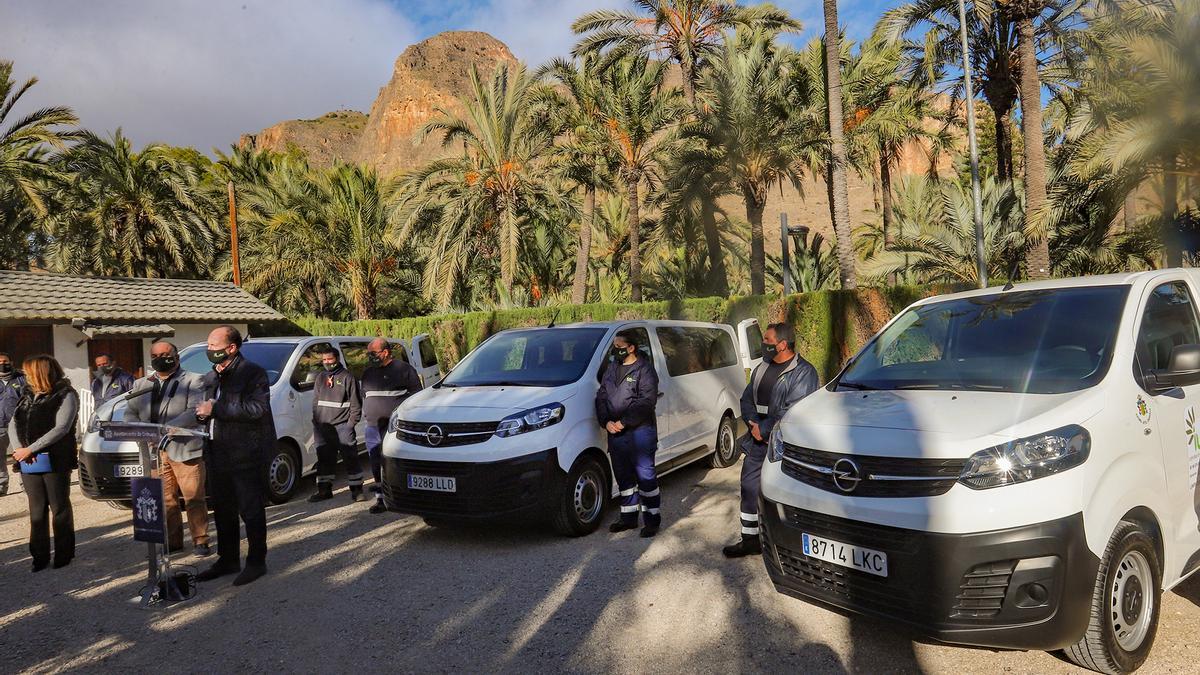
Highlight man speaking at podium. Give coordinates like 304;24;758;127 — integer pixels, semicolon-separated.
124;340;210;556
194;326;275;587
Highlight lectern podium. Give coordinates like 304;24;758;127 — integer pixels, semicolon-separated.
97;420;210;607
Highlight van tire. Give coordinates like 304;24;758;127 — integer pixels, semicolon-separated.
1064;520;1161;674
266;442;301;505
550;456;607;537
710;414;738;468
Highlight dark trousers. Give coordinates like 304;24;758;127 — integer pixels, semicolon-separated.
609;424;661;527
363;421;387;486
210;468;267;568
22;470;74;564
739;439;766;536
314;423;363;487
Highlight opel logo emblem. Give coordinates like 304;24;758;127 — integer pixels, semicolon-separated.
425;425;444;446
831;458;863;493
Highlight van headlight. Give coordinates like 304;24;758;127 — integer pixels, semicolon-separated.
387;409;403;434
495;403;565;438
767;427;784;463
959;425;1090;490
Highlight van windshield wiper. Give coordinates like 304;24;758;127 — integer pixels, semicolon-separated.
836;381;879;391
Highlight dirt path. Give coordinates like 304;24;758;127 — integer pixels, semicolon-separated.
2;462;1199;674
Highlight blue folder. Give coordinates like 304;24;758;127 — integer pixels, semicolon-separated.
19;452;52;474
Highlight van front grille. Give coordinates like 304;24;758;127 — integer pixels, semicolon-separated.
781;444;966;498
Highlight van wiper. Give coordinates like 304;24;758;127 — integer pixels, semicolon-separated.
837;381;878;391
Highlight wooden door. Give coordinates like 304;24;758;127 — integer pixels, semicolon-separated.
0;325;54;368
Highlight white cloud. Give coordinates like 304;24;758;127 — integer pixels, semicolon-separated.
456;0;628;68
1;0;416;152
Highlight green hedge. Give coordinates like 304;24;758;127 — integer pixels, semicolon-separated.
292;286;945;380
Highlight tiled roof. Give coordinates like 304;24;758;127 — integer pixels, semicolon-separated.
82;324;175;338
0;270;285;323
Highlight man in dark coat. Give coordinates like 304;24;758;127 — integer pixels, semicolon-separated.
89;353;135;407
0;351;26;496
194;326;276;586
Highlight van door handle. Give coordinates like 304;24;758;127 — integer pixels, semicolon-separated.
288;391;296;402
657;392;665;398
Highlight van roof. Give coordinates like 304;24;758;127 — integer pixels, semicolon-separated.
542;319;731;330
912;269;1193;308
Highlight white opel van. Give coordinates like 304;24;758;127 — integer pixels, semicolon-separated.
380;320;757;535
760;270;1200;673
79;334;440;504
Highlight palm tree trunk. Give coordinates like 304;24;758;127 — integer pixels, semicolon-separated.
1164;159;1180;266
881;153;896;286
701;203;729;297
823;0;857;289
500;206;518;293
1123;189;1137;232
743;182;767;295
1016;16;1050;280
571;186;595;304
681;59;697;109
355;288;375;321
315;282;329;318
995;104;1014;183
627;175;642;302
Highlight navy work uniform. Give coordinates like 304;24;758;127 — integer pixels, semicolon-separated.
312;362;364;500
596;351;661;531
360;357;422;509
737;354;819;538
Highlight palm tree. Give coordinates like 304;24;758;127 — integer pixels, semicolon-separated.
399;64;566;307
870;175;1025;284
44;131;219;278
821;1;858;289
572;0;799;107
594;56;689;301
0;61;78;219
688;30;816;294
537;56;615;304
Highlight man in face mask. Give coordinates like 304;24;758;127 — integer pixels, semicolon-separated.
0;351;26;496
723;322;819;558
194;325;276;586
359;338;422;514
124;341;210;555
308;347;364;504
90;353;135;407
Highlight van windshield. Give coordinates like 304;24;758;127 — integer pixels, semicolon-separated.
179;342;295;385
442;328;607;388
837;286;1130;394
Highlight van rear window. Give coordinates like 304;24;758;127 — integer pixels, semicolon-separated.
837;286;1130;394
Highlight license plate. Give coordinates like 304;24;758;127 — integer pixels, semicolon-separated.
802;533;888;577
114;464;144;478
407;474;456;493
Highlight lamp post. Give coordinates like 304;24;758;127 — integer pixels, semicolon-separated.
780;214;810;295
957;0;987;287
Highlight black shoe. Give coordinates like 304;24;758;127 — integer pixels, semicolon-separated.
307;484;333;503
722;536;763;558
640;524;659;538
32;560;48;572
232;564;267;586
609;521;637;533
52;556;73;569
369;501;387;514
194;543;212;557
196;561;240;582
349;486;367;503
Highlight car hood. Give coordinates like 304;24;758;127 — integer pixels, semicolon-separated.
399;384;576;420
780;387;1104;459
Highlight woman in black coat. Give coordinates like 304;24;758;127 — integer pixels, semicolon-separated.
9;355;78;571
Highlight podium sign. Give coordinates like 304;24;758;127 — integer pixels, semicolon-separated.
131;477;166;544
100;422;166;443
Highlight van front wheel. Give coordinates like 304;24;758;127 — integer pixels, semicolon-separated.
1064;520;1161;674
550;456;607;537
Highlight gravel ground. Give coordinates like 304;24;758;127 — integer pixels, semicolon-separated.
3;460;1200;675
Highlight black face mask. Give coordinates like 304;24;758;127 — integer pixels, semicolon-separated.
151;356;177;373
0;363;11;375
611;347;630;361
323;362;339;372
367;354;383;367
97;364;114;375
762;342;778;361
207;348;231;365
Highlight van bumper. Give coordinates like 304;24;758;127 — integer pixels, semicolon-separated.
381;449;557;520
760;498;1099;651
78;450;143;500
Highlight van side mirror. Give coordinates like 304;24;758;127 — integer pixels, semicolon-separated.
1149;344;1200;391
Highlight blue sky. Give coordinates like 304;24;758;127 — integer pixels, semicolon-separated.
1;0;900;152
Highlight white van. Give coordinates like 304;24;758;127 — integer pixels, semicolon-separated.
760;270;1200;673
79;334;440;504
380;319;757;535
